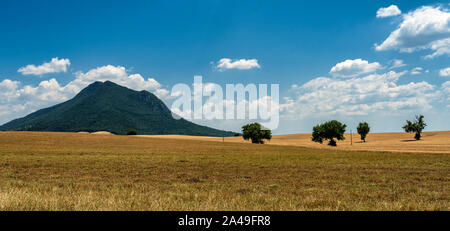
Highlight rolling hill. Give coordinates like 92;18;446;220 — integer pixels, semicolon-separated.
0;81;235;136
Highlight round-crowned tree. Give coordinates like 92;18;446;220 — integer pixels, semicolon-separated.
312;120;346;146
357;122;370;142
242;123;272;144
403;115;427;140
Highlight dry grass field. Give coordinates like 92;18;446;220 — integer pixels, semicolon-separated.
143;131;450;154
0;131;448;211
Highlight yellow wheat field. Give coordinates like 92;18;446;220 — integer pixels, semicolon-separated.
0;131;448;211
141;131;450;154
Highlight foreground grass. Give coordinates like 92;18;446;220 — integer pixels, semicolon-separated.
0;132;448;211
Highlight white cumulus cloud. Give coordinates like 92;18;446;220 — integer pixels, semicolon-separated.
410;67;424;75
425;38;450;59
216;58;260;71
72;65;161;93
377;5;402;18
442;81;450;104
390;59;407;69
440;67;450;77
18;57;71;75
330;59;382;78
375;5;450;59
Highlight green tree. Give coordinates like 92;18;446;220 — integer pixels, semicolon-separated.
242;123;272;144
312;120;346;146
403;115;427;140
357;122;370;142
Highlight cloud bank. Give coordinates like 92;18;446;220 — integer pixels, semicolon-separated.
375;5;450;59
281;70;446;120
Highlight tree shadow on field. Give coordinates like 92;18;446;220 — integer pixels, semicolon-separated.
400;139;421;142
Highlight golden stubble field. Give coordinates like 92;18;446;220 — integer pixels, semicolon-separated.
0;131;448;211
143;131;450;154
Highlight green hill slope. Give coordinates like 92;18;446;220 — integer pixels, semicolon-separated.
0;81;235;136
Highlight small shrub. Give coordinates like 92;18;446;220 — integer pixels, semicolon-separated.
127;130;137;135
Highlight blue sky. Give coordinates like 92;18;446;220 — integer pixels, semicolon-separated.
0;0;449;134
